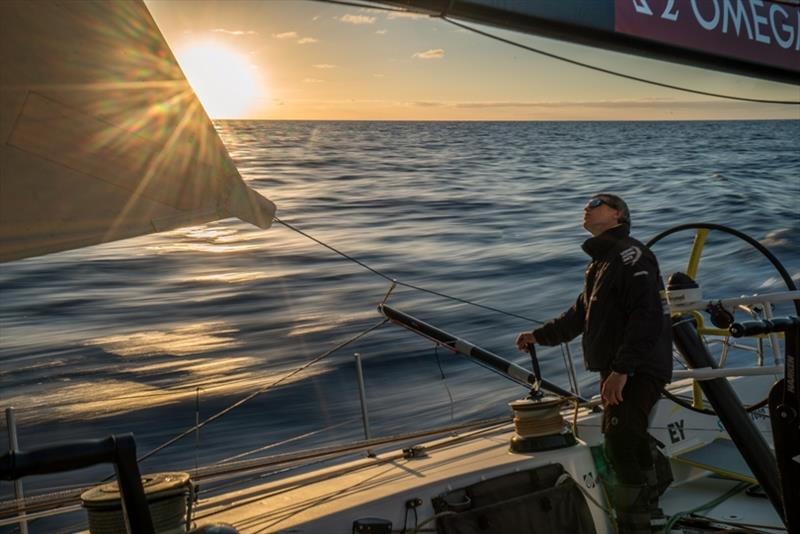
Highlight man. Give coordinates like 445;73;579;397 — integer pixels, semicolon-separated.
515;194;672;534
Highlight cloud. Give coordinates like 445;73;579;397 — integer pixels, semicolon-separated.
304;78;324;83
274;32;318;44
212;28;257;36
376;29;388;35
413;48;444;59
338;14;376;24
373;73;385;78
412;101;445;107
454;101;553;109
313;64;337;69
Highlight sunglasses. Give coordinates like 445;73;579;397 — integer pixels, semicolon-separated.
585;198;613;210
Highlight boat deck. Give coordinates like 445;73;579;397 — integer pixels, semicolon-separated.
192;376;786;534
196;424;610;533
662;476;785;533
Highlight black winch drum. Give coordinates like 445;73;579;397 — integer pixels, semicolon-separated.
80;472;191;534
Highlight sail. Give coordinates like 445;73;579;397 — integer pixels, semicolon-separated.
379;0;800;85
0;0;276;263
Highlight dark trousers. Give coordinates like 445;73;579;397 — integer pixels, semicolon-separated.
601;373;663;485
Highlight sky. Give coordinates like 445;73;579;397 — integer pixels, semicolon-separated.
145;0;800;120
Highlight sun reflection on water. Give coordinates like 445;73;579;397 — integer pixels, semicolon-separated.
84;321;240;357
287;310;379;337
5;358;330;425
145;242;263;254
187;272;275;284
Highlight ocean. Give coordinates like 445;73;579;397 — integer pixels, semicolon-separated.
1;120;799;532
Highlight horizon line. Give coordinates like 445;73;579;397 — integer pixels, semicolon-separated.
212;117;800;122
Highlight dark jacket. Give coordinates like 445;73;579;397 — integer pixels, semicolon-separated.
533;225;672;383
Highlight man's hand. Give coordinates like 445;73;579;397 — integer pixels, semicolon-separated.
602;371;628;405
515;332;536;352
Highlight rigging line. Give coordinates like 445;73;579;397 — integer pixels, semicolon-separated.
441;17;800;106
578;421;773;434
195;446;363;497
274;216;545;324
398;279;544;324
193;417;511;482
665;481;751;531
133;318;388;466
194;420;512;522
313;0;407;12
434;345;456;424
686;516;786;533
217;417;359;464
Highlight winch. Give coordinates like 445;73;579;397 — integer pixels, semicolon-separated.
509;346;576;453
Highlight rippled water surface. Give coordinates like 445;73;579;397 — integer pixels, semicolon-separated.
1;120;798;529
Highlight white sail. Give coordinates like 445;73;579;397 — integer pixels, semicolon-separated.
0;0;276;263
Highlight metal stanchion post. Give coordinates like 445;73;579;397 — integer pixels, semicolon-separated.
5;407;29;534
354;353;374;456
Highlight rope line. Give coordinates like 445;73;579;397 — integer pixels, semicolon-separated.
134;318;388;466
313;0;407;11
216;417;359;464
665;481;750;531
441;17;799;106
567;476;612;515
434;345;456;424
0;416;510;522
190;419;513;522
661;387;771;416
274;216;545;324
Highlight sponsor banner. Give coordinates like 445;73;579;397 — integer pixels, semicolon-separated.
615;0;799;72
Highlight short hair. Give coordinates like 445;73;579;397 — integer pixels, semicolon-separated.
596;193;631;225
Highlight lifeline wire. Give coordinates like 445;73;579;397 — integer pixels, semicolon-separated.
274;216;545;324
134;318;388;466
441;16;799;106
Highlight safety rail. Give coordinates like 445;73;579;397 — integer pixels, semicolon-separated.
0;416;511;526
668;292;798;409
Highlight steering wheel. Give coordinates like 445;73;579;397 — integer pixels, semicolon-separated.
646;222;798;413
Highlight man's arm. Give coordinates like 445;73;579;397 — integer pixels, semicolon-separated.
610;251;667;374
529;292;586;347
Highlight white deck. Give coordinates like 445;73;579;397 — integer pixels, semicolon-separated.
190;375;785;533
197;425;611;533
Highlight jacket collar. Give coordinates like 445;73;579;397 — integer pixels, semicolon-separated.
582;224;630;260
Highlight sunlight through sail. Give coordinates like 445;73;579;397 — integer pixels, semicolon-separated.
0;0;276;262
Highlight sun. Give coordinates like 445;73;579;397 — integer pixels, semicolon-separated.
175;41;265;118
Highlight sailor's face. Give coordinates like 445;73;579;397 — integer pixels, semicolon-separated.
583;197;621;235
